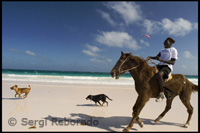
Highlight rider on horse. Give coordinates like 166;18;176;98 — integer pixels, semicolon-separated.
146;37;178;102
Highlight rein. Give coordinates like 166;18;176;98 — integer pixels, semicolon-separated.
118;57;156;73
118;56;140;73
149;59;157;66
120;65;140;73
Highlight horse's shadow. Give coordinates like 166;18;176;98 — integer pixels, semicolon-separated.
43;114;134;131
43;113;183;131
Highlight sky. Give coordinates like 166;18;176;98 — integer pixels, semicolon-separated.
2;1;198;75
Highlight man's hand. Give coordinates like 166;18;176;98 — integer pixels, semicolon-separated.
145;56;151;61
157;57;162;61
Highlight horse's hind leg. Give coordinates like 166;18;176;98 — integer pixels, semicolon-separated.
180;95;193;128
155;96;175;123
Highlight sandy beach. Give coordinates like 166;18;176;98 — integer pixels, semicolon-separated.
2;80;198;131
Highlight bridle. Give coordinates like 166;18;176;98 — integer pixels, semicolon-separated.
118;55;140;73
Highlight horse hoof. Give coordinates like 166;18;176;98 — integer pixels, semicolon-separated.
183;123;189;128
154;119;160;123
154;116;162;123
138;122;144;128
123;127;130;132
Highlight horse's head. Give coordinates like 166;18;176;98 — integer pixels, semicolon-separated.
110;51;140;79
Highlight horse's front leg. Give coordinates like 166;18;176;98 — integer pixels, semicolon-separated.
136;116;144;128
123;94;150;132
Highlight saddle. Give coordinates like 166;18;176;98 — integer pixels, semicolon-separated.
164;73;172;82
154;67;173;82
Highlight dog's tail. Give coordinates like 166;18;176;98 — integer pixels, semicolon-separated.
29;85;31;90
106;95;113;101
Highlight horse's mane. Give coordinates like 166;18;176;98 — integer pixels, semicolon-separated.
128;54;158;79
128;54;146;64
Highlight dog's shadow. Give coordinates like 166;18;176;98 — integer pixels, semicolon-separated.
2;97;23;100
76;104;102;107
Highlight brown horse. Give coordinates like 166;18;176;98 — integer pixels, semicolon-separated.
110;51;198;132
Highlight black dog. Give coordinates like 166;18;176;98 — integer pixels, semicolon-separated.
86;94;112;106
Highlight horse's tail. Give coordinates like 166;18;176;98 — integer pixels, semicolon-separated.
192;83;198;92
185;75;198;92
185;76;198;92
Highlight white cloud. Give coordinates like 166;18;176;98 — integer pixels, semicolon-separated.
183;51;195;59
82;44;101;57
97;10;116;26
86;44;101;53
143;18;195;37
9;48;21;54
143;19;161;34
96;31;140;50
161;18;193;36
106;58;112;63
9;48;19;52
90;58;105;63
193;22;198;30
25;50;36;56
101;2;197;37
90;57;112;64
82;44;112;64
107;2;142;25
140;39;150;47
82;49;99;57
9;48;51;62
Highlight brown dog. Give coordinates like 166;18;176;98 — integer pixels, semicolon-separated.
10;85;31;98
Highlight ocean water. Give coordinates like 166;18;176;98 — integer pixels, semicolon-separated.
2;69;198;86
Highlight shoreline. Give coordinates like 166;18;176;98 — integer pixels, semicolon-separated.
2;69;199;76
2;80;198;131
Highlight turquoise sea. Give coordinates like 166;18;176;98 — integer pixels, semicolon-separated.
2;69;198;85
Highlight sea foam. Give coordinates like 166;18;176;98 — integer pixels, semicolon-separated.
2;74;198;86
